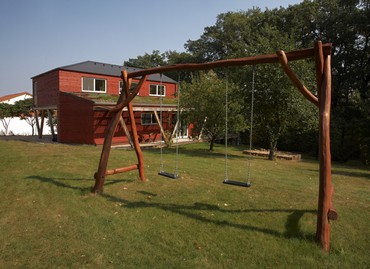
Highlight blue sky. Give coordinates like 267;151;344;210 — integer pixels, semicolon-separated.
0;0;303;96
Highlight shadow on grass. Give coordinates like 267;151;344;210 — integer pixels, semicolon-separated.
27;175;317;242
308;168;370;179
26;175;133;194
332;169;370;180
112;194;317;241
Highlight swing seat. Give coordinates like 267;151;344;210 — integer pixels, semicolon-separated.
159;171;179;179
223;179;251;187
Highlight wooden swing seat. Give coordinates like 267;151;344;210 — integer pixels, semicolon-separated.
223;179;251;187
158;171;179;179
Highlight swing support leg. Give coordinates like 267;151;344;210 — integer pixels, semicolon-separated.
277;41;337;252
92;72;148;194
127;99;146;181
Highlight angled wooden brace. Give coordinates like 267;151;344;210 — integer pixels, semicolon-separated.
276;50;319;107
153;109;169;144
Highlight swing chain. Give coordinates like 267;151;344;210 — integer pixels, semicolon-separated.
247;66;255;184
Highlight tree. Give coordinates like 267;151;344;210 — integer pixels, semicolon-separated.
181;71;247;150
124;50;195;82
0;103;14;135
358;97;370;164
122;0;370;162
124;50;166;68
185;10;318;159
252;63;318;159
13;98;36;135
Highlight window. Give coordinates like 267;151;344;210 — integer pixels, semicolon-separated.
82;77;106;92
141;113;157;125
149;84;165;96
119;81;139;95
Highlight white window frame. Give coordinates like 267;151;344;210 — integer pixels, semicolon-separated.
82;77;107;93
149;84;166;96
141;113;157;125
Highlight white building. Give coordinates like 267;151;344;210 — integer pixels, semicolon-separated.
0;92;51;136
0;92;32;104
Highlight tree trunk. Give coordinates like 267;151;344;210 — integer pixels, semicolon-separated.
268;139;277;160
209;137;216;151
268;148;275;160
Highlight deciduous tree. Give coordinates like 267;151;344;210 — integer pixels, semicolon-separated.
181;71;247;150
13;98;36;135
0;103;13;135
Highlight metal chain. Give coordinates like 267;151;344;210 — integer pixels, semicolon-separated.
224;79;229;181
175;74;181;176
247;66;255;184
159;73;164;172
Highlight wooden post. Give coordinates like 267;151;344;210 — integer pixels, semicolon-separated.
40;110;45;138
123;71;147;182
34;109;42;138
34;109;45;139
127;101;147;182
47;109;56;141
316;52;335;252
119;114;134;148
171;117;180;141
315;41;324;97
277;41;336;252
153;109;169;144
198;117;207;140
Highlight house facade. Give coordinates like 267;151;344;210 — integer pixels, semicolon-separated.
31;61;190;145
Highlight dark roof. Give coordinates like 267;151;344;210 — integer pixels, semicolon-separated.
32;61;177;83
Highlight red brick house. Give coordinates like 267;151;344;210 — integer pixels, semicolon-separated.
31;61;189;145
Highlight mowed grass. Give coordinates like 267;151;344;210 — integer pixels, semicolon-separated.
0;139;369;269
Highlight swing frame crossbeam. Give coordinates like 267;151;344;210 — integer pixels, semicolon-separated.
92;41;336;252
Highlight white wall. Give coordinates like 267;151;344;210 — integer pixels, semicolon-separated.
0;93;50;136
0;117;53;136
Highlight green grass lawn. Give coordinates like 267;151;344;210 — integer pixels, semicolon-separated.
0;139;369;268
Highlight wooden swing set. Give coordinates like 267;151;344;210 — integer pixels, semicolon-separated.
92;41;337;252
